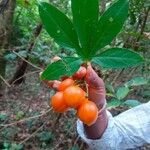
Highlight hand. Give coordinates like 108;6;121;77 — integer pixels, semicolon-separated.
85;64;106;110
41;61;108;139
43;80;61;90
84;65;107;139
40;56;61;90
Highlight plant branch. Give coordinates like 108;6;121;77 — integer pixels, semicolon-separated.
11;70;41;85
0;74;11;87
12;50;43;71
0;109;51;127
20;121;47;144
111;69;125;86
9;23;43;85
136;7;150;43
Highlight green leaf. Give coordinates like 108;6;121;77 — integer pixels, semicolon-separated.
92;48;144;69
71;0;99;58
70;146;79;150
125;77;148;87
41;57;82;80
0;114;7;121
143;91;150;98
106;84;115;93
92;0;129;54
116;86;129;100
15;111;25;121
37;131;54;142
10;143;23;150
4;53;17;61
144;2;150;7
18;50;28;58
123;99;141;107
107;99;121;108
3;142;9;148
39;2;80;52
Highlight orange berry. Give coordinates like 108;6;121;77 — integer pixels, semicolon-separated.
58;78;74;91
63;85;86;108
77;100;98;126
73;66;87;79
51;92;68;113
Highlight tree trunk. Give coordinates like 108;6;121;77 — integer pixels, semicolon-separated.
0;0;16;95
0;56;6;96
9;24;43;85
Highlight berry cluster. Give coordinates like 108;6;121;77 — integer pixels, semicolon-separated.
50;67;98;126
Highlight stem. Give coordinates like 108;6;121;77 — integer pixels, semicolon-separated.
137;7;150;42
85;80;89;98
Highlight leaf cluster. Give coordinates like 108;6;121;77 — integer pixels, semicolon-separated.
107;76;148;108
39;0;144;80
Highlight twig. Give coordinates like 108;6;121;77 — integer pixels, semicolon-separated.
11;70;41;85
53;119;76;150
71;135;80;148
79;141;84;150
0;74;11;87
1;45;26;52
111;69;125;86
52;113;62;131
126;67;138;81
9;24;43;84
0;109;51;127
12;50;43;71
20;121;47;144
85;81;89;98
136;7;150;42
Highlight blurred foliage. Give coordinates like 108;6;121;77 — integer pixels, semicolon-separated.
2;142;23;150
107;76;149;108
37;131;54;142
6;0;71;65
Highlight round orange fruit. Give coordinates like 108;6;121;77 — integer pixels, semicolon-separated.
77;100;98;126
58;78;74;91
51;92;68;113
63;85;86;108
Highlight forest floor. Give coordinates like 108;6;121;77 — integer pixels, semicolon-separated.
0;64;149;150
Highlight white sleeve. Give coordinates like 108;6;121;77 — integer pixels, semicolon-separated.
77;102;150;150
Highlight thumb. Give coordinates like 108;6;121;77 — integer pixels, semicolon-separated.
85;65;105;90
85;65;106;109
